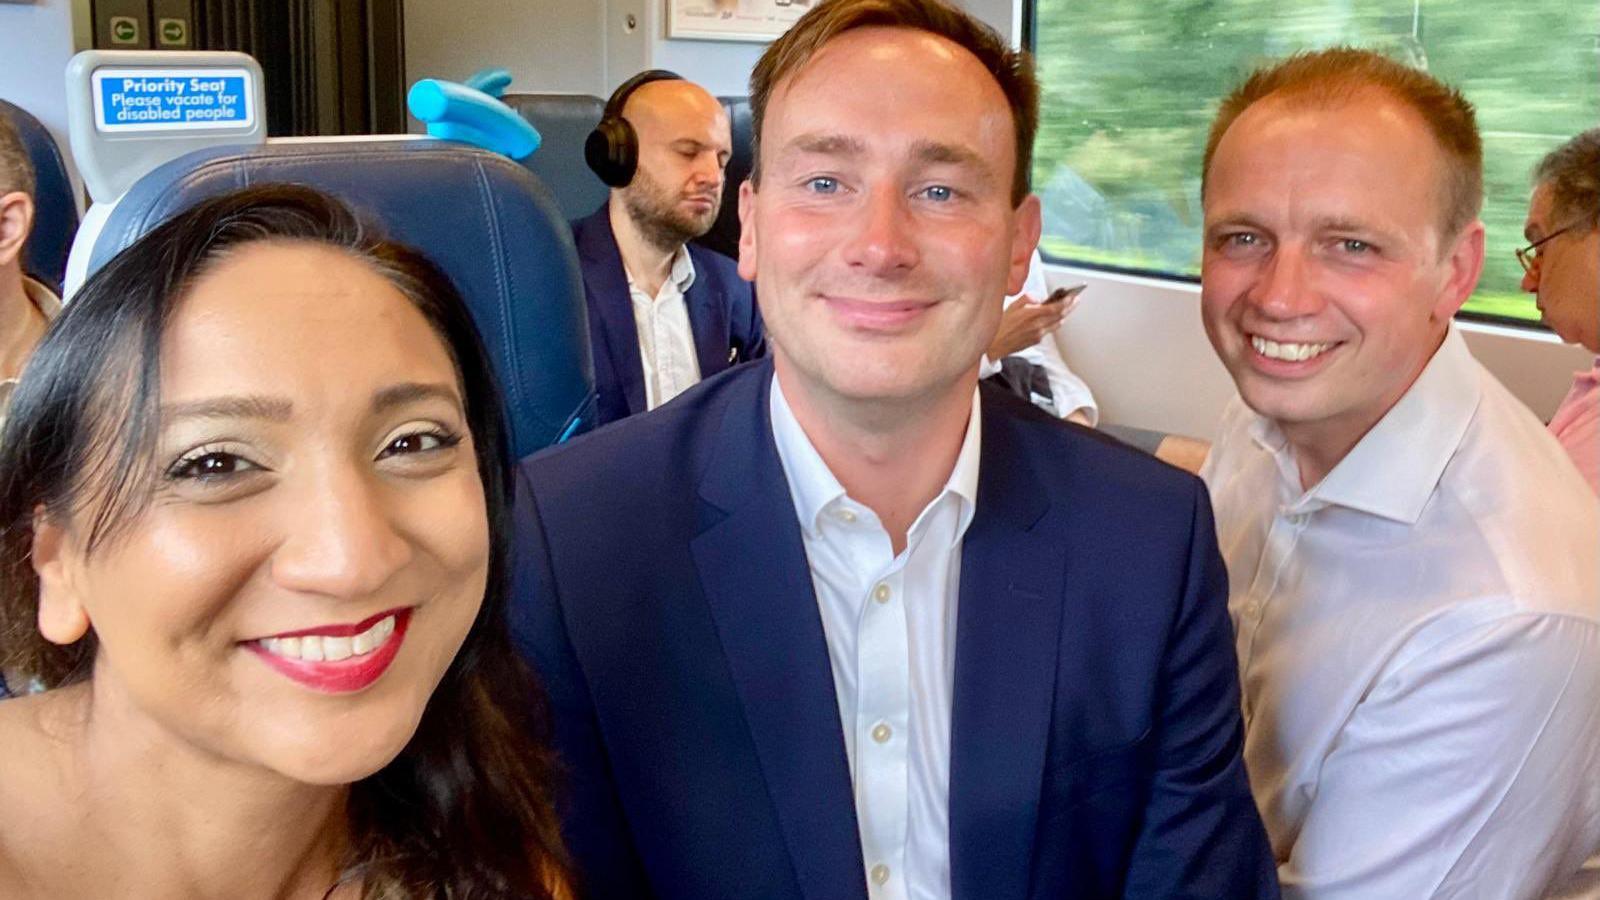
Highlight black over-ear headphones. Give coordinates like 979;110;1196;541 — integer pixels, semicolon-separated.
585;69;685;188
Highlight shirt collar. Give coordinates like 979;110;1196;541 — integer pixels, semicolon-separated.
21;276;61;320
1252;327;1481;524
624;244;697;297
769;372;981;547
2;278;63;394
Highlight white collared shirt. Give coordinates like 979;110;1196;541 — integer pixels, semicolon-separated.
626;245;702;410
1202;328;1600;900
770;374;981;900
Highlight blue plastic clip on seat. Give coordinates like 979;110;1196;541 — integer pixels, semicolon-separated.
408;78;542;161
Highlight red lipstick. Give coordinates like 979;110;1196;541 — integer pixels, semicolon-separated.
246;607;412;694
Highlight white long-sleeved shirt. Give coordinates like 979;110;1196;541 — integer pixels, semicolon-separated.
625;245;702;410
770;374;980;900
1202;328;1600;899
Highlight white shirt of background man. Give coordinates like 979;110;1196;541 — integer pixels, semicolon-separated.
1202;328;1600;900
770;374;981;900
626;244;702;410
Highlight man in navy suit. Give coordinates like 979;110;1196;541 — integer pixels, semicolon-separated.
573;72;765;427
512;1;1277;897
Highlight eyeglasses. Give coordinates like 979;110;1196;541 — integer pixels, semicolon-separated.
1516;223;1581;274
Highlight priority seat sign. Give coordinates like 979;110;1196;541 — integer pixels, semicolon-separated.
92;67;254;132
66;51;266;205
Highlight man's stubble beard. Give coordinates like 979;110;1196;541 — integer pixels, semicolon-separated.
623;168;721;255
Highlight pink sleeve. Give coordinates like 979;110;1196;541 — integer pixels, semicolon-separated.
1549;372;1600;496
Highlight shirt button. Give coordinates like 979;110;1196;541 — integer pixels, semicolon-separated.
870;864;890;885
836;508;857;524
1245;602;1261;617
873;583;890;603
871;722;892;744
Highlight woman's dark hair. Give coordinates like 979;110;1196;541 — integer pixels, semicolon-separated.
0;184;571;898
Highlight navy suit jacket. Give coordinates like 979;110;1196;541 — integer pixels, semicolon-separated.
510;360;1278;900
571;206;766;428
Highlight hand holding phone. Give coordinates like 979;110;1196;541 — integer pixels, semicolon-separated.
1037;283;1087;316
1041;283;1086;305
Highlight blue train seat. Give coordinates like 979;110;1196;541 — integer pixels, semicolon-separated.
499;93;609;222
0;100;81;295
84;139;595;458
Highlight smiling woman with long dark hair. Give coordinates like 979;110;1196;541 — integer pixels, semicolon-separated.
0;185;571;899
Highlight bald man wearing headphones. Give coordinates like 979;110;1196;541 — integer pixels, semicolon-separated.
574;71;766;428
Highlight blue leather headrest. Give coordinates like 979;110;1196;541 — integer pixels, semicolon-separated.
0;100;80;295
87;139;595;458
499;93;609;222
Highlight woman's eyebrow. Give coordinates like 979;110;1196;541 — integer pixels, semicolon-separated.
371;382;463;416
161;395;293;423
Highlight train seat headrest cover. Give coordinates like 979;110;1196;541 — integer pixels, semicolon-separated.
87;140;594;458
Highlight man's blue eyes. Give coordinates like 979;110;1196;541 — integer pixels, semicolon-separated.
801;179;955;201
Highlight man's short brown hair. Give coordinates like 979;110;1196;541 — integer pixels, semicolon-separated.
1533;128;1600;231
748;0;1038;206
0;110;37;200
1202;47;1483;240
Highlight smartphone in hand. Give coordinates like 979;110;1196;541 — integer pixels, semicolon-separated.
1038;283;1087;315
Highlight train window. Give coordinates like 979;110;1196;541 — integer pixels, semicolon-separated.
1026;0;1599;324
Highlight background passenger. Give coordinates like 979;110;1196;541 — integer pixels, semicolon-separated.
0;186;571;898
1198;48;1600;899
0;109;59;436
512;1;1277;897
576;70;765;427
981;247;1098;424
1523;128;1600;494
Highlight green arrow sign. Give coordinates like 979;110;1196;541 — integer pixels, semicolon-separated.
110;17;139;44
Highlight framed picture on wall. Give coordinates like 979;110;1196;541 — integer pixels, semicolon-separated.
665;0;810;43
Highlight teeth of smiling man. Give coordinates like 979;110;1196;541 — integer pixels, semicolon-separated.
1251;335;1333;362
259;615;396;662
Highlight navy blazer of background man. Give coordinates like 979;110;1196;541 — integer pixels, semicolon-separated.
572;205;765;428
511;360;1278;900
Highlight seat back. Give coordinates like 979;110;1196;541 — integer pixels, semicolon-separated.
0;100;81;295
499;93;608;222
85;139;595;458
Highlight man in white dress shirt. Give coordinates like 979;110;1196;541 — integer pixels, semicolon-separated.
512;1;1277;897
1199;47;1600;899
572;71;766;427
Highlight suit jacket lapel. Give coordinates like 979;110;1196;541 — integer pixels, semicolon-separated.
686;249;732;378
575;208;648;416
949;394;1064;900
691;364;869;900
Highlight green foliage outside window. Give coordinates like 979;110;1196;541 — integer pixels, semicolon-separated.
1029;0;1599;323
